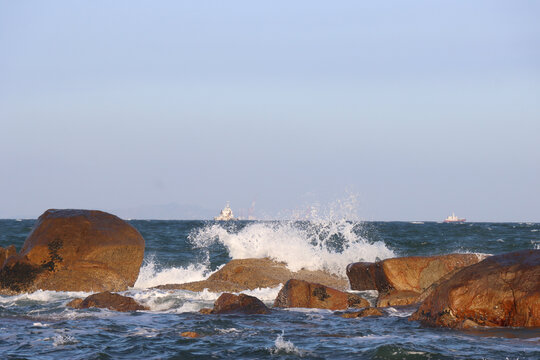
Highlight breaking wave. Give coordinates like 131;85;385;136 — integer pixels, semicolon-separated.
188;220;394;276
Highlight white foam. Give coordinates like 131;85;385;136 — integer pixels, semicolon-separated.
270;331;307;357
133;255;209;289
241;284;283;302
189;220;394;276
0;289;91;305
52;334;78;347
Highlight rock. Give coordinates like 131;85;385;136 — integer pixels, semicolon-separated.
156;258;349;293
273;279;369;310
347;253;486;306
66;298;83;308
0;209;145;294
0;245;17;268
341;307;383;318
211;293;270;314
199;308;213;315
410;249;540;328
346;262;379;290
67;291;149;312
376;290;421;307
180;331;200;338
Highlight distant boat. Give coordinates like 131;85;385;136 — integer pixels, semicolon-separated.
444;212;466;223
214;202;235;221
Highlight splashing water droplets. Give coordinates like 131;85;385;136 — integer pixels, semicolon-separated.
188;200;394;276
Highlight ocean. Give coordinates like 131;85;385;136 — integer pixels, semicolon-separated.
0;219;539;359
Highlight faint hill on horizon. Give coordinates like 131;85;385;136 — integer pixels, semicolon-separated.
111;203;215;220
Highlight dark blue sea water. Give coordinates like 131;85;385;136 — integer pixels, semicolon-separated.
1;219;539;359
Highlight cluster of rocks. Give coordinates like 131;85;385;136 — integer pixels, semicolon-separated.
347;250;540;329
2;209;538;331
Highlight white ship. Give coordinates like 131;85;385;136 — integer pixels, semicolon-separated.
444;212;466;223
214;202;235;221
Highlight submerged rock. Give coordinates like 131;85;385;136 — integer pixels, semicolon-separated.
0;209;145;294
156;258;349;293
347;253;486;306
180;331;201;338
210;293;270;315
410;249;540;328
67;291;149;312
341;307;383;318
273;279;369;310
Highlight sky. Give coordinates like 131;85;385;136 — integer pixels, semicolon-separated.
1;1;539;221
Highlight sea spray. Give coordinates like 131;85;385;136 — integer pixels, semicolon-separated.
269;331;308;357
188;220;394;275
133;254;210;289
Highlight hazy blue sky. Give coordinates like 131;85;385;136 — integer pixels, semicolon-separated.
1;1;539;221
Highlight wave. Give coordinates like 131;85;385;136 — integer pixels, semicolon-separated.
270;331;307;357
133;255;210;289
188;219;394;276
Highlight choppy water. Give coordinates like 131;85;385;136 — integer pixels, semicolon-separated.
1;219;539;359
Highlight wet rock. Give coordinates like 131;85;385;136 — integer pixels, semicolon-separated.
410;249;540;328
211;293;270;314
273;279;369;310
199;308;213;315
341;307;383;318
376;290;421;307
156;258;349;293
0;245;17;268
66;298;83;308
67;291;149;312
347;253;486;306
0;209;145;294
180;331;200;338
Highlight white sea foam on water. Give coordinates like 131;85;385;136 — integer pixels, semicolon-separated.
128;285;283;312
52;334;78;347
241;284;283;302
32;322;49;327
190;195;395;276
133;255;210;289
270;331;306;357
0;290;91;306
189;220;394;276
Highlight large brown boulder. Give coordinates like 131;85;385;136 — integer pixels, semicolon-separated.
0;209;145;294
410;249;540;328
156;258;349;293
210;293;270;314
67;291;149;312
347;253;486;306
273;279;369;310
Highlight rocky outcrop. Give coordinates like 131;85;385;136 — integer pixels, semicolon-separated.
156;258;349;293
347;253;486;306
67;291;149;312
0;245;17;268
0;209;145;294
208;293;270;314
341;307;383;318
410;249;540;328
273;279;369;310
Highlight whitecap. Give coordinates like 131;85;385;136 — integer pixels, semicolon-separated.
52;334;78;347
269;331;307;357
133;254;210;289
